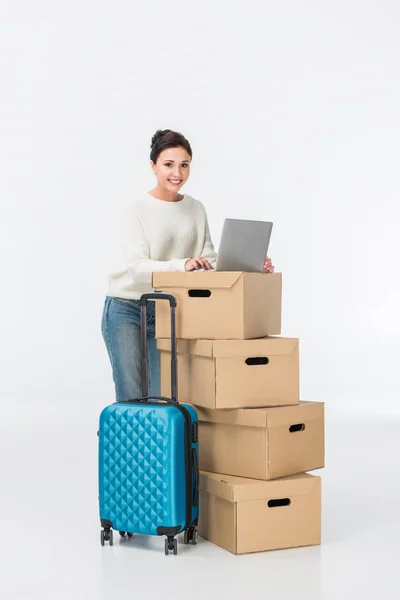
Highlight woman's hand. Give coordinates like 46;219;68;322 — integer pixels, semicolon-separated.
185;257;214;271
263;256;275;273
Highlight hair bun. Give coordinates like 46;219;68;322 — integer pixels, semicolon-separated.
149;129;192;164
151;129;168;148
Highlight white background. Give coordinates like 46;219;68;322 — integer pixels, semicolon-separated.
1;2;400;599
1;0;399;415
1;0;399;417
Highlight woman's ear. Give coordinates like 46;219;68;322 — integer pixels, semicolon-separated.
149;160;156;175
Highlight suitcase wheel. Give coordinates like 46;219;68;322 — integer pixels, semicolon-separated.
184;527;198;545
101;529;113;546
119;531;133;539
165;537;178;556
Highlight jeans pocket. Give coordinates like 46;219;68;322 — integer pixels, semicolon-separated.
111;297;140;308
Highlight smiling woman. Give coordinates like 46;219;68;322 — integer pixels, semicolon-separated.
149;130;192;198
102;129;218;403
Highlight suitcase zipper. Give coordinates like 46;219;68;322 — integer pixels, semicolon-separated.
175;404;193;530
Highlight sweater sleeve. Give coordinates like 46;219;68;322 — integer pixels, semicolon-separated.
201;211;218;267
122;212;188;285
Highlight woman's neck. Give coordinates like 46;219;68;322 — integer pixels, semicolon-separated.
148;186;184;202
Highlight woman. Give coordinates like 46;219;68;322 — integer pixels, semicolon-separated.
102;129;274;402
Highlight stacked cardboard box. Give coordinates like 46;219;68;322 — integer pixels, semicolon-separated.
153;271;324;555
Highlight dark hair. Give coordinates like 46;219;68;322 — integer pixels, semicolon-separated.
150;129;192;164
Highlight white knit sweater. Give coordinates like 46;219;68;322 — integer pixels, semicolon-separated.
108;192;217;299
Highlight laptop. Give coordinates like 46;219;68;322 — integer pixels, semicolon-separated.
215;218;273;272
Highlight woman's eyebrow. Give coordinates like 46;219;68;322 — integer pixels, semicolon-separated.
163;160;190;163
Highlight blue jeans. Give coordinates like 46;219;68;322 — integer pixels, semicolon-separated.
101;296;160;402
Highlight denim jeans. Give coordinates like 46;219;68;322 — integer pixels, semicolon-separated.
101;296;161;402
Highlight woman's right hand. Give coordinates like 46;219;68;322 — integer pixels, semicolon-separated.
185;257;214;271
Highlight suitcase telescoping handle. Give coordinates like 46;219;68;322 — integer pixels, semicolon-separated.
140;292;178;404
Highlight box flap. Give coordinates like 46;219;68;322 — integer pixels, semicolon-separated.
156;337;298;359
264;401;324;428
195;405;268;428
156;338;215;358
157;338;193;354
152;271;243;290
211;337;298;358
193;402;323;429
200;471;320;503
199;472;236;502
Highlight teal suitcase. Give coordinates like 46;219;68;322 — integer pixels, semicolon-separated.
98;293;199;555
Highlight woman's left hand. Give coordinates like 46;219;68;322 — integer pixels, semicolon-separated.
263;256;275;273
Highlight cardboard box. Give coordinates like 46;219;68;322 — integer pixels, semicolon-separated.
195;401;324;480
152;271;282;339
158;336;299;409
199;471;321;554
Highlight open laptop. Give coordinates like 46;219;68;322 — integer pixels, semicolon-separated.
215;218;273;272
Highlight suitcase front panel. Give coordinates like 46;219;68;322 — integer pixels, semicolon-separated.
99;403;186;535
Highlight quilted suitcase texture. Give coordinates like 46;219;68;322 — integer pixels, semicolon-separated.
98;293;199;555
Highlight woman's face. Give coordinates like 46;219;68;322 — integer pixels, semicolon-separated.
151;146;191;192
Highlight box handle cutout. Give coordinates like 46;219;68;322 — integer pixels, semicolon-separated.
188;289;212;298
268;498;291;508
289;423;305;433
245;357;269;366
